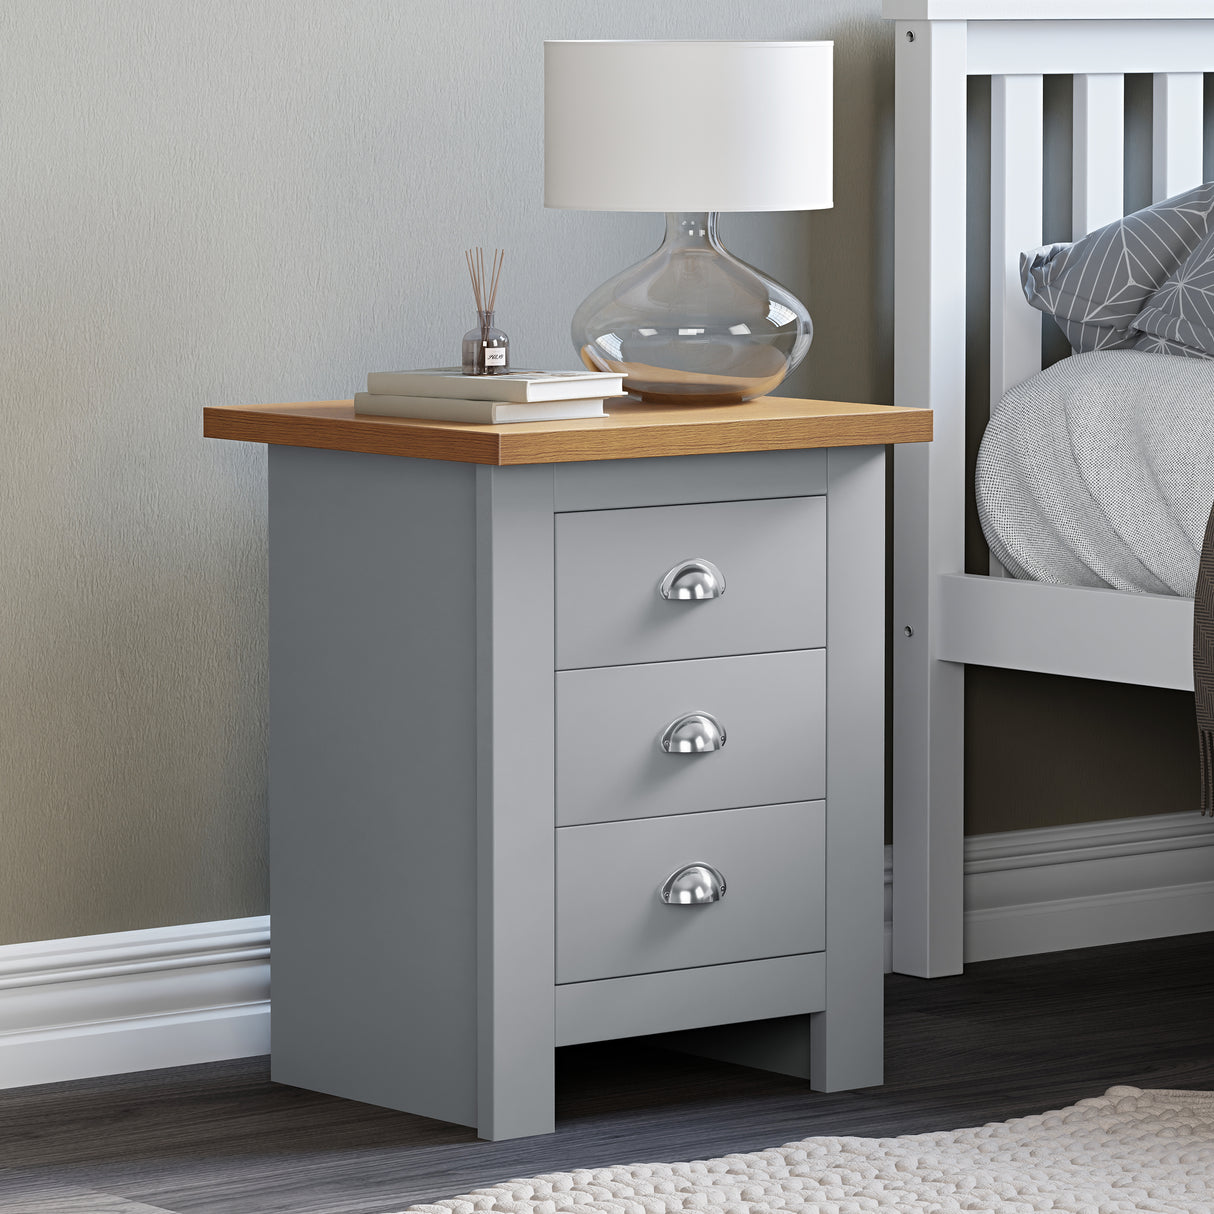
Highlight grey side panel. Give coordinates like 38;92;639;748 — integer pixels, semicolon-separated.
553;449;828;511
268;447;479;1128
475;464;557;1141
811;445;886;1092
555;802;825;984
556;497;826;670
554;955;826;1047
556;650;825;826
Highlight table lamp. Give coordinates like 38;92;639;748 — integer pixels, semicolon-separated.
544;40;833;404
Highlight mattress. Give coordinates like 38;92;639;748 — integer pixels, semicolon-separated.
976;349;1214;597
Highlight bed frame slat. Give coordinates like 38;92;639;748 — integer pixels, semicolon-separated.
1073;74;1126;236
1152;72;1205;201
988;74;1043;579
990;74;1043;407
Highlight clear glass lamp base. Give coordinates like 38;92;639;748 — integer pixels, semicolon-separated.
572;212;812;404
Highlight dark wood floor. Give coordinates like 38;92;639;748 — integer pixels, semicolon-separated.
1;933;1212;1214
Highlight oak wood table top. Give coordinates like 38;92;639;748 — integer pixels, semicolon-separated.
204;395;932;466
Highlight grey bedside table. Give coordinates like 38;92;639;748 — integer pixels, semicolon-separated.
206;394;932;1141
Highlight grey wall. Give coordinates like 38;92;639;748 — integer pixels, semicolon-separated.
0;0;894;945
6;2;1190;948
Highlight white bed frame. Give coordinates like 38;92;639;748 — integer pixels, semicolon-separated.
886;0;1212;978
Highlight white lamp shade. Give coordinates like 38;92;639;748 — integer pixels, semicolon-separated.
544;40;832;213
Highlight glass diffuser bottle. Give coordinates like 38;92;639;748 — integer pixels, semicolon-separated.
462;309;510;375
462;248;510;375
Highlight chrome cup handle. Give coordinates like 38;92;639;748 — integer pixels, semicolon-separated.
660;711;726;754
660;863;727;905
658;558;726;601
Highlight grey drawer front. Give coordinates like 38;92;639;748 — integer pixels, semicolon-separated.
555;801;825;984
555;496;825;669
557;650;824;827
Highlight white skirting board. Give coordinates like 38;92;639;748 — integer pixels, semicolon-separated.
0;916;269;1090
885;810;1214;971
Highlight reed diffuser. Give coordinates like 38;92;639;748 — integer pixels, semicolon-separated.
462;247;510;375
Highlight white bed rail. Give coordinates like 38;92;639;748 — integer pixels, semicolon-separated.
891;17;969;981
886;3;1214;21
938;576;1195;690
887;1;1212;977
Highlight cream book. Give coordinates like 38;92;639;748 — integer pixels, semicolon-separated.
365;368;624;402
353;392;606;424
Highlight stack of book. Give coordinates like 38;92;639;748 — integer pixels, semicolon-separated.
353;368;626;424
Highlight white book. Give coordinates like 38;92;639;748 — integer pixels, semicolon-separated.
365;367;624;403
353;392;607;424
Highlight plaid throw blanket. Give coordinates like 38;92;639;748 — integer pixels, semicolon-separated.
1196;507;1214;815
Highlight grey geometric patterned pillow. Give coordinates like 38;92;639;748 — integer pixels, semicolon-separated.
1020;181;1214;354
1131;226;1214;360
1131;330;1214;360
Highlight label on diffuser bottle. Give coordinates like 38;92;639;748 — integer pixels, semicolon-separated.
484;347;507;367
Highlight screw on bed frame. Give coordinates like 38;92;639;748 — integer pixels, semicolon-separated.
905;30;915;42
903;625;914;637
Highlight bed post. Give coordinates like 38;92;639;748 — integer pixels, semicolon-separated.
891;17;968;977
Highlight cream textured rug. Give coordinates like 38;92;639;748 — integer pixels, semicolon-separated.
404;1087;1214;1214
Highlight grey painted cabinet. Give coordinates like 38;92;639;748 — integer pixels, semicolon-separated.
267;444;887;1141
